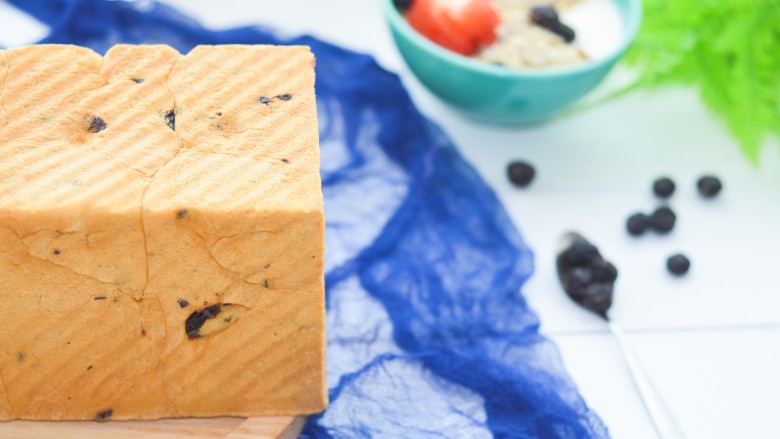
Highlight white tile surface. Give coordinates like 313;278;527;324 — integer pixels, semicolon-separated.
552;333;659;439
630;327;780;439
3;1;779;437
0;1;48;47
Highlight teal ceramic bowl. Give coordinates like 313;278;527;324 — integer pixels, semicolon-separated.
382;0;642;124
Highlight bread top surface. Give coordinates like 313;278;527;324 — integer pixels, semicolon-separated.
0;44;321;215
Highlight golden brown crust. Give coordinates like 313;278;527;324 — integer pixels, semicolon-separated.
0;44;325;421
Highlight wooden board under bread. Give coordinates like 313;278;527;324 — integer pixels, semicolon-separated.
0;415;305;438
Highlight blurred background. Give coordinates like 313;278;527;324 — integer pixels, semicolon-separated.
1;1;779;438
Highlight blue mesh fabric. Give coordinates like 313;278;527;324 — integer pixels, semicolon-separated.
4;1;608;437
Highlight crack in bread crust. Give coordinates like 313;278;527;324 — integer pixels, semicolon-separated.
0;364;11;418
7;226;127;295
0;54;12;413
139;54;184;302
0;44;325;420
0;50;10;134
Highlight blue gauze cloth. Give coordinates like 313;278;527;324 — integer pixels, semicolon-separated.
4;1;608;437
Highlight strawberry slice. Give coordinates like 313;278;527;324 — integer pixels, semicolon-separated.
406;0;499;56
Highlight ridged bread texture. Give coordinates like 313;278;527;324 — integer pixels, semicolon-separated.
0;44;325;420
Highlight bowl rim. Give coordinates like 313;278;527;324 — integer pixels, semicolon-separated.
381;0;643;78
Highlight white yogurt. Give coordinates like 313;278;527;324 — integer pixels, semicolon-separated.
561;0;624;60
479;0;625;68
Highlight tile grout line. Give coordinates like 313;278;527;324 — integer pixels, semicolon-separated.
543;321;780;337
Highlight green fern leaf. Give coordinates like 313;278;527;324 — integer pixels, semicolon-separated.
622;0;780;163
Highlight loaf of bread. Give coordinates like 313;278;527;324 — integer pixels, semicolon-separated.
0;44;326;420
